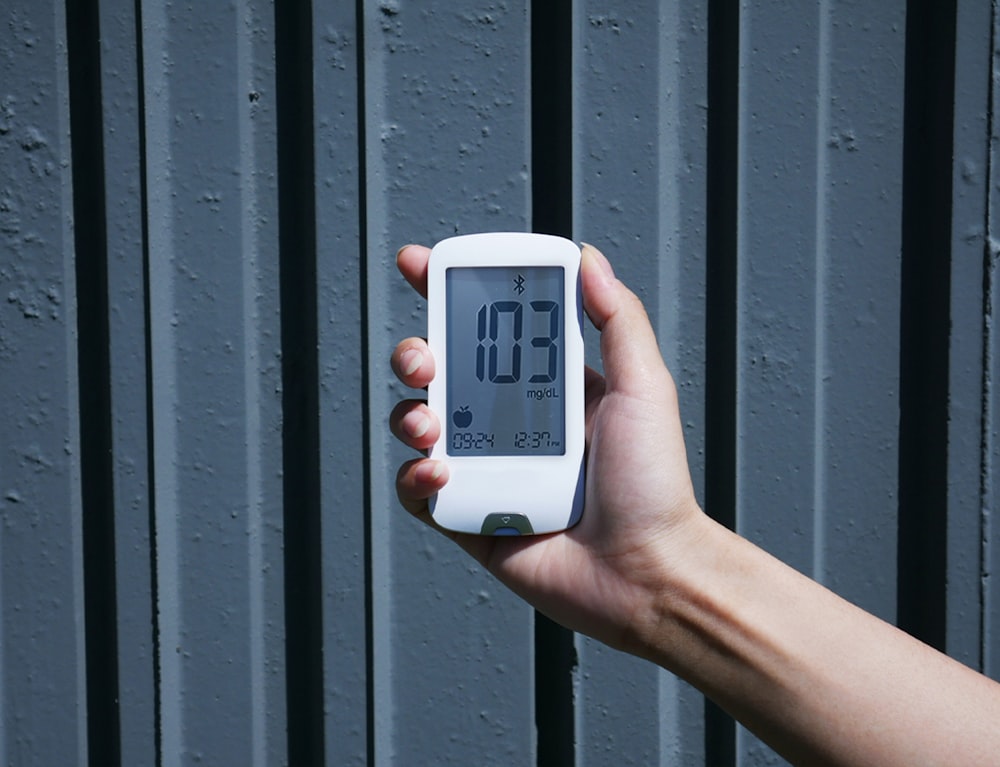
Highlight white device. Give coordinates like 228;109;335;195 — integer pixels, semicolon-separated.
426;232;585;535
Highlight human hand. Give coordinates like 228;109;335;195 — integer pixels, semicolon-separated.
389;242;707;654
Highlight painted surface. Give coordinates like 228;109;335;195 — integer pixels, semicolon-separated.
0;1;995;765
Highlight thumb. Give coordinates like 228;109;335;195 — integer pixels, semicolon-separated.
580;243;671;398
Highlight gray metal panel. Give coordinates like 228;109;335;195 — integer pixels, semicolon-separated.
809;2;905;618
0;2;88;763
363;2;536;764
736;2;905;763
4;3;1000;765
99;0;157;762
572;2;709;764
140;1;287;763
312;1;370;763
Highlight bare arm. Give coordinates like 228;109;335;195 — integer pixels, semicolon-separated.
390;242;1000;766
639;516;1000;766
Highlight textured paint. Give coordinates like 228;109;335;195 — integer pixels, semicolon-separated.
0;2;88;764
363;4;536;764
141;0;286;763
735;2;905;763
572;2;709;764
0;1;998;766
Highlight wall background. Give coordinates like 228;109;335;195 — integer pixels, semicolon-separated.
1;1;997;765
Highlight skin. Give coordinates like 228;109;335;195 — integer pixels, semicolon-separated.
389;242;1000;766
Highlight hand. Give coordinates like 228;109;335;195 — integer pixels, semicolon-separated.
389;242;707;653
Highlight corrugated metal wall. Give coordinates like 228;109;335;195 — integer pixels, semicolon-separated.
1;1;997;765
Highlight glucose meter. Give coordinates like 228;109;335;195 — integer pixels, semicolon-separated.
426;232;585;535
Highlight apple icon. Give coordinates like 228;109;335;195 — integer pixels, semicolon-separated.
452;406;473;429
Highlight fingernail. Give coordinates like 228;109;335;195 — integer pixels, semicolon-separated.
402;410;430;439
417;460;445;483
581;242;615;282
400;348;423;376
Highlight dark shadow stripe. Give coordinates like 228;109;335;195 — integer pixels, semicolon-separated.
896;0;957;653
531;0;576;764
703;0;739;762
531;0;573;239
66;0;122;764
133;0;163;760
275;1;325;763
355;0;376;762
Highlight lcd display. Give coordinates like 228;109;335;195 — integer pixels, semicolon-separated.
446;266;565;456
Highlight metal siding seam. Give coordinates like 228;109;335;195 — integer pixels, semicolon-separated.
276;0;324;763
942;0;985;667
982;0;1000;680
99;0;159;759
572;0;705;763
656;0;711;760
368;2;536;764
735;2;822;762
897;0;956;654
816;2;905;625
66;0;123;762
311;0;375;762
141;0;184;751
812;0;831;588
533;0;577;764
143;2;287;760
704;0;740;761
359;0;395;761
233;0;287;767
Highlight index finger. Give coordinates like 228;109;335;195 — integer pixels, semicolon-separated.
396;244;432;298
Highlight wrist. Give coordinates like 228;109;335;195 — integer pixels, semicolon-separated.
616;503;724;666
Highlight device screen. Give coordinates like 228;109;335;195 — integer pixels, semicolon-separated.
445;266;565;456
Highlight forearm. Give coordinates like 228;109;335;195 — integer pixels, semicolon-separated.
635;514;1000;767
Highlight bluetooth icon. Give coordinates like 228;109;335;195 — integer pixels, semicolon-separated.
513;274;526;295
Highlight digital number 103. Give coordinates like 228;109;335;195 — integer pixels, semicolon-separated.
476;301;559;385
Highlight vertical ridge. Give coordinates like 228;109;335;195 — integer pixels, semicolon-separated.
132;0;163;760
812;0;832;587
355;0;376;762
531;0;577;764
66;0;121;763
275;1;324;763
703;0;739;762
897;0;957;653
979;0;999;678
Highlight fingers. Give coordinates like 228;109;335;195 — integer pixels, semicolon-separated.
391;336;436;389
389;399;441;451
580;243;673;400
395;457;449;517
396;244;432;298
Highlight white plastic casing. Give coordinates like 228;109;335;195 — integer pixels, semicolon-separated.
426;232;585;535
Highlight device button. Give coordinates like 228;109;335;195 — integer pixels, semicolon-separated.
480;513;534;535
